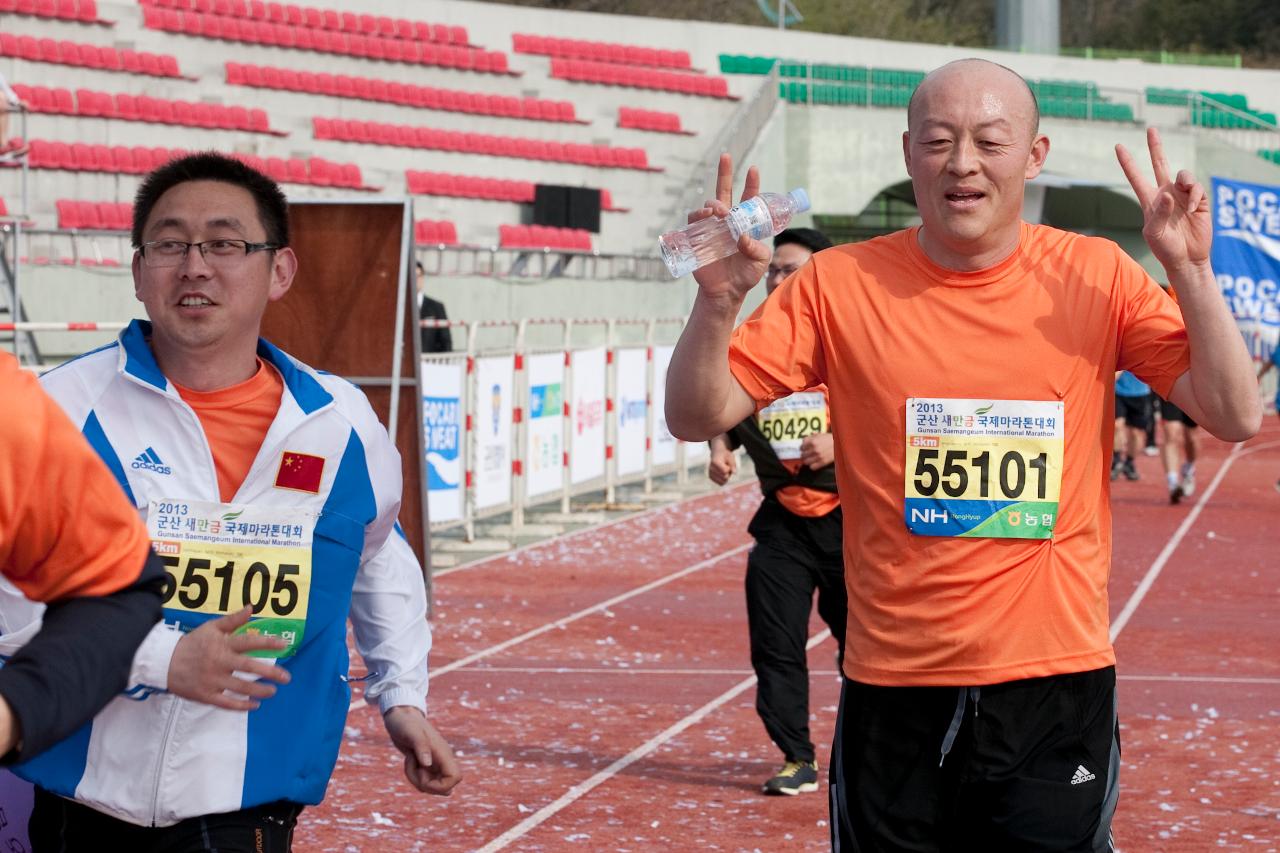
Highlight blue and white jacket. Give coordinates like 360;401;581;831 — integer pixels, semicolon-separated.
0;321;430;827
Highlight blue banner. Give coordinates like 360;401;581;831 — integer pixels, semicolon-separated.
1211;177;1280;361
422;394;461;491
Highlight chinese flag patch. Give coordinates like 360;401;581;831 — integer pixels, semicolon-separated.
275;451;325;493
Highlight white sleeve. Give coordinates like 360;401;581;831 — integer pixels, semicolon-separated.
349;527;431;714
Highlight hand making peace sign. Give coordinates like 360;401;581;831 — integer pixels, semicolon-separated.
1115;127;1213;275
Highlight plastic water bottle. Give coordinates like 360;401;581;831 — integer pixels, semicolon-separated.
659;189;811;278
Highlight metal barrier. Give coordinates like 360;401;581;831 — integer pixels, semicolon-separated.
420;315;702;542
415;244;669;281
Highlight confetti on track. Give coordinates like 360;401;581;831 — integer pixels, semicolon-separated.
304;420;1280;852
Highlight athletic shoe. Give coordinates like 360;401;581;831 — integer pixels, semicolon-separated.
1110;458;1123;481
1169;484;1183;505
1180;472;1195;498
763;760;819;795
1122;459;1139;481
1144;445;1160;457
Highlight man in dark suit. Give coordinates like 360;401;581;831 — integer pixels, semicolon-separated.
416;261;452;354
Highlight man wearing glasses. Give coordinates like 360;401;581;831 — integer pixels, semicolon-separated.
706;227;847;797
0;153;460;850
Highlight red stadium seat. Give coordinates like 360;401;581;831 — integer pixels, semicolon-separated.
339;163;361;188
79;199;104;228
68;142;93;170
56;199;82;229
264;157;287;182
77;43;104;69
285;158;308;184
307;157;331;186
51;87;74;113
111;145;135;173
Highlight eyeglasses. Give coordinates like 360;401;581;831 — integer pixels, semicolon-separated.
139;239;281;268
766;264;802;279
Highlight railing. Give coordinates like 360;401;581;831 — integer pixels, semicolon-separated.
415;243;669;281
1182;93;1280;155
421;315;705;542
1057;47;1242;68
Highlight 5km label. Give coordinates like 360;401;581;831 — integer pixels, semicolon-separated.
904;398;1064;539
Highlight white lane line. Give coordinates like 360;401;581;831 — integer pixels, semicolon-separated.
429;543;752;681
1120;674;1280;685
476;629;833;853
1110;438;1280;642
350;542;752;711
434;482;756;577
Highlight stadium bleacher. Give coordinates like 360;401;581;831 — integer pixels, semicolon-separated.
0;33;186;77
0;0;106;24
228;63;583;124
139;6;511;74
314;118;658;171
512;34;692;71
11;84;282;134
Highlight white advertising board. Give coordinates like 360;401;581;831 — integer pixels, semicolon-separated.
474;355;514;510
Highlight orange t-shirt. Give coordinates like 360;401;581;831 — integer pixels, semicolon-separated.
728;223;1191;686
0;353;153;601
174;360;283;502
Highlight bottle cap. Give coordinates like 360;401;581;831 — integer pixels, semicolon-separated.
788;188;811;213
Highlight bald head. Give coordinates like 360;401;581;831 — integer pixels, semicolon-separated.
907;59;1040;140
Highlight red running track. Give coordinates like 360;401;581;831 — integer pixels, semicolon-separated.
302;418;1280;852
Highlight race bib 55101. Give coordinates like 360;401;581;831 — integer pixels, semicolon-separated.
904;398;1064;539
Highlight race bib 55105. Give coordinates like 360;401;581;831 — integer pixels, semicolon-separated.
148;500;317;657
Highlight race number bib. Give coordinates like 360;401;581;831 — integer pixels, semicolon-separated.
756;392;827;460
904;398;1064;539
148;500;316;657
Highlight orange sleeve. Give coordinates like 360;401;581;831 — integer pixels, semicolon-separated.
0;354;152;601
1114;252;1191;400
728;260;828;409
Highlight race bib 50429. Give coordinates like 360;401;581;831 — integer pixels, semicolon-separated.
148;500;317;657
904;398;1064;539
756;392;827;460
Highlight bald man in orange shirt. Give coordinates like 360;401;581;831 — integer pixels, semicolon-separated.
666;59;1259;850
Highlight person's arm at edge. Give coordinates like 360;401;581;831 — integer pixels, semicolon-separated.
0;550;165;762
0;360;165;760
